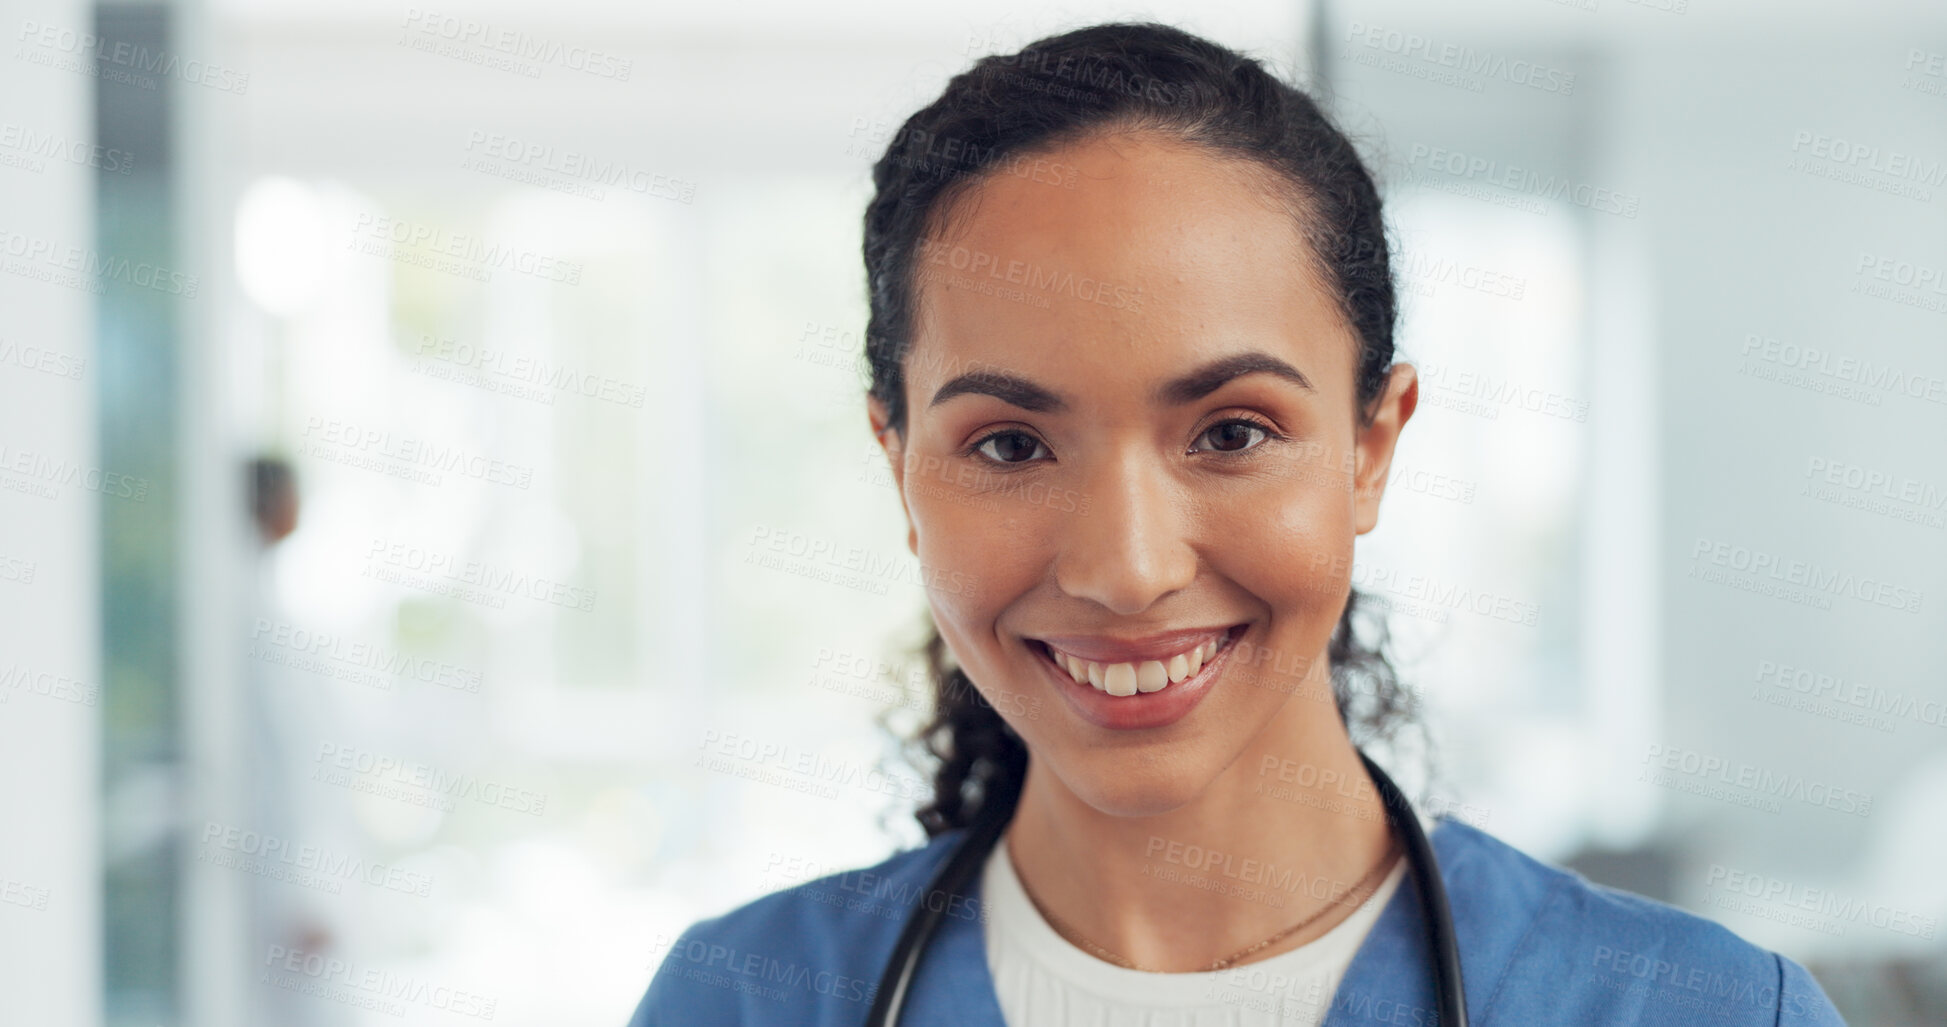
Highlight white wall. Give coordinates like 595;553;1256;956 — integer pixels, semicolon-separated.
1623;42;1947;956
0;0;103;1023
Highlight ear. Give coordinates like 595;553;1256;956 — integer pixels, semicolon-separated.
867;393;920;556
1351;363;1419;535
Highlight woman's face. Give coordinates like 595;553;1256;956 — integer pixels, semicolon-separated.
868;130;1417;817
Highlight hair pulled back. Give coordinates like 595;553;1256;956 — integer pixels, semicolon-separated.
862;22;1414;838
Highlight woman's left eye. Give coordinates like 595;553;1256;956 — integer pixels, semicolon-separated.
973;430;1051;464
1191;418;1275;454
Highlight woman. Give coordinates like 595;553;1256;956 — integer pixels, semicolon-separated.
631;22;1846;1026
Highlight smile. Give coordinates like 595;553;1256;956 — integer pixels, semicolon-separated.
1032;625;1244;697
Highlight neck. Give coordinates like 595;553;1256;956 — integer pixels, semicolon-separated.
1002;669;1396;972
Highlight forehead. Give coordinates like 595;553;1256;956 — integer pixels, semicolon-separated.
907;131;1354;402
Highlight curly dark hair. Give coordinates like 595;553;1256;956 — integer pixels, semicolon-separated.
862;21;1418;839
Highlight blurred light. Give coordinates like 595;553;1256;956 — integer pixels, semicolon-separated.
234;175;330;317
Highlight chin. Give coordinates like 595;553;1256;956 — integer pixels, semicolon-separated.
1059;757;1210;819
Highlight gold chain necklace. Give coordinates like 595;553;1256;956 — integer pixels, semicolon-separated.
1012;834;1400;973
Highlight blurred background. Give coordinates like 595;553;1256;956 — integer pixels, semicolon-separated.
2;0;1943;1023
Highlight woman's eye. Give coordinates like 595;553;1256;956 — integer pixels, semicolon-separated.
975;431;1049;464
1192;419;1272;454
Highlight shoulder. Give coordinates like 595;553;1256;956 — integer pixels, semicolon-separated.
625;830;968;1027
1431;818;1845;1026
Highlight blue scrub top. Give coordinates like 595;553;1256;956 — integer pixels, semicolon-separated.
627;817;1846;1025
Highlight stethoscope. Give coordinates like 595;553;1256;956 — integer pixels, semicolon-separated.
864;750;1468;1027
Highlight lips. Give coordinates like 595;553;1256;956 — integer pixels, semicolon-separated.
1033;625;1236;665
1026;624;1247;730
1036;628;1234;697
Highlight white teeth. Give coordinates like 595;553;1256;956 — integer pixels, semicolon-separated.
1045;633;1231;697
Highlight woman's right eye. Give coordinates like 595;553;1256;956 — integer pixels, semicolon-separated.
972;430;1050;465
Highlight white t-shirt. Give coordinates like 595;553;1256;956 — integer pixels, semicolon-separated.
980;824;1413;1026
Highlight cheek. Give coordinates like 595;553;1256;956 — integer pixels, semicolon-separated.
1202;469;1358;617
1192;485;1353;694
921;555;1042;733
907;488;1039;649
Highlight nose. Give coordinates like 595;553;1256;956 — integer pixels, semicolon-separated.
1051;448;1199;615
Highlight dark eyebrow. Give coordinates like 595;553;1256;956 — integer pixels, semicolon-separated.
927;351;1313;413
929;369;1067;412
1154;351;1314;405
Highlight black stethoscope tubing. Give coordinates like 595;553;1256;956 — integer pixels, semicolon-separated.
863;750;1468;1027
